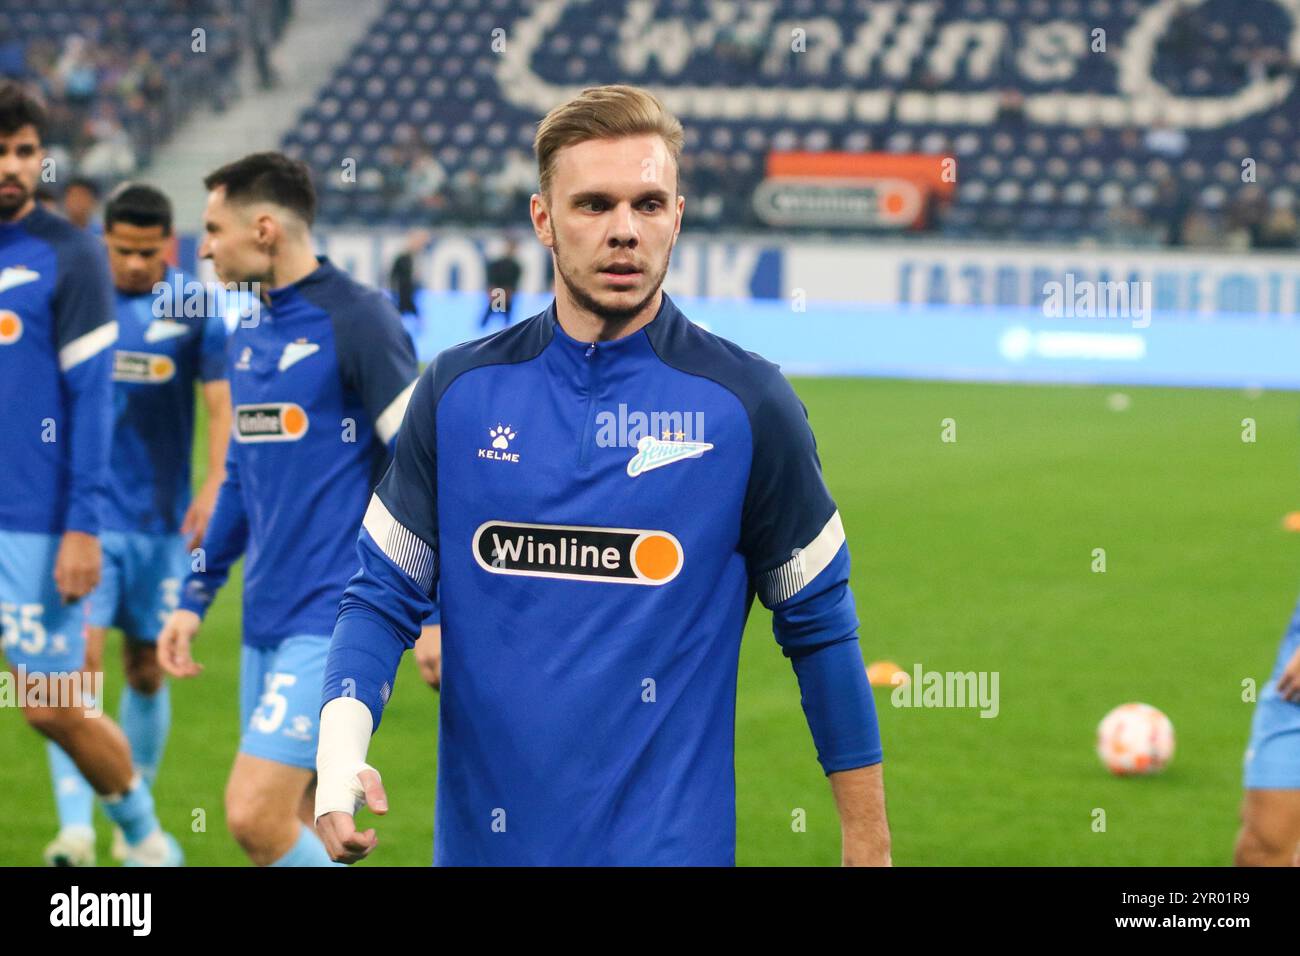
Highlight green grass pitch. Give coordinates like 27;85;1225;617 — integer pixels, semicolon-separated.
2;377;1296;865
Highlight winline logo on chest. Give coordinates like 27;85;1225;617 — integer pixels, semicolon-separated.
474;520;684;585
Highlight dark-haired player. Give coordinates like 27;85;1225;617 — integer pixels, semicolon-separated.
0;80;181;866
157;152;423;866
42;183;230;866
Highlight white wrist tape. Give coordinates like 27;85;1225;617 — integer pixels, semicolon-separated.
315;696;378;821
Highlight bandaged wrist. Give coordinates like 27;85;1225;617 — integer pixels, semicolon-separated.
315;696;378;820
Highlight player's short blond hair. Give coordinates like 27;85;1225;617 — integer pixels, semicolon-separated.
533;84;684;196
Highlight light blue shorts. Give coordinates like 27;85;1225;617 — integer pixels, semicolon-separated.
1244;598;1300;789
0;530;89;674
239;634;331;770
85;530;188;641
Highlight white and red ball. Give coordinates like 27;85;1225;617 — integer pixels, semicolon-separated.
1097;703;1175;775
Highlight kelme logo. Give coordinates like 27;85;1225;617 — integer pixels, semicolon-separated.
234;402;309;442
113;350;175;383
473;520;683;585
0;310;22;344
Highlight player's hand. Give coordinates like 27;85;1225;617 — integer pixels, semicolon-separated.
1275;645;1300;702
53;530;100;604
415;624;441;690
316;767;388;864
157;609;204;678
181;477;222;551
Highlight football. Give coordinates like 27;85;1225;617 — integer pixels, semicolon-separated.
1097;703;1176;776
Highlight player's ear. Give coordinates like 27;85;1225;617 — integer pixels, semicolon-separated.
264;213;282;247
529;193;553;248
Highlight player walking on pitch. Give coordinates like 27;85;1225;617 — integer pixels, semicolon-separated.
316;85;891;866
157;153;421;866
0;81;181;866
41;183;231;867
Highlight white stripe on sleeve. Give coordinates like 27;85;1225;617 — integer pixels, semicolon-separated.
58;320;118;371
375;379;417;445
757;510;846;607
362;493;435;592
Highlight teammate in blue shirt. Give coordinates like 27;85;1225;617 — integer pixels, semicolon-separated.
0;81;181;866
157;152;421;867
41;183;231;866
1237;599;1300;864
316;85;891;866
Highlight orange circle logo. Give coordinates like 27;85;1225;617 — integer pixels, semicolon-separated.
150;356;175;381
632;533;682;582
0;310;22;344
280;404;308;437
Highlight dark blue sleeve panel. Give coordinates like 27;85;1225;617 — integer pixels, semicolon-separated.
198;310;227;382
370;360;440;580
641;299;839;594
323;317;553;727
179;436;248;617
317;278;419;452
737;366;840;600
47;223;117;534
643;298;879;774
319;364;436;730
372;315;554;578
50;224;116;347
746;378;881;774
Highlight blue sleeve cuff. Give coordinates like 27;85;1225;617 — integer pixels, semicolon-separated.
789;636;883;774
322;603;409;730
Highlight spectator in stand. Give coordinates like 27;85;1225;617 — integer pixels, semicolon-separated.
1180;207;1219;248
1227;185;1268;247
405;152;448;211
1144;120;1188;159
1257;193;1299;249
61;176;101;232
79;100;135;180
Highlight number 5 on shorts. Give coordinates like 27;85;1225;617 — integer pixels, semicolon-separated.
251;672;297;734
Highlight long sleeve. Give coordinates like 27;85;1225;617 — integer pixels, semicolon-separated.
53;235;117;534
332;287;418;455
322;360;439;729
740;370;882;774
179;437;248;617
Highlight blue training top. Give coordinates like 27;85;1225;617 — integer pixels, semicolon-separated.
102;270;227;534
0;205;116;535
179;258;418;648
324;292;882;865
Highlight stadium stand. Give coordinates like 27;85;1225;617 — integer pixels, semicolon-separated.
0;0;291;191
282;0;1300;248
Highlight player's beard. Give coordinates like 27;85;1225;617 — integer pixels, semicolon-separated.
552;231;672;325
0;177;31;221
